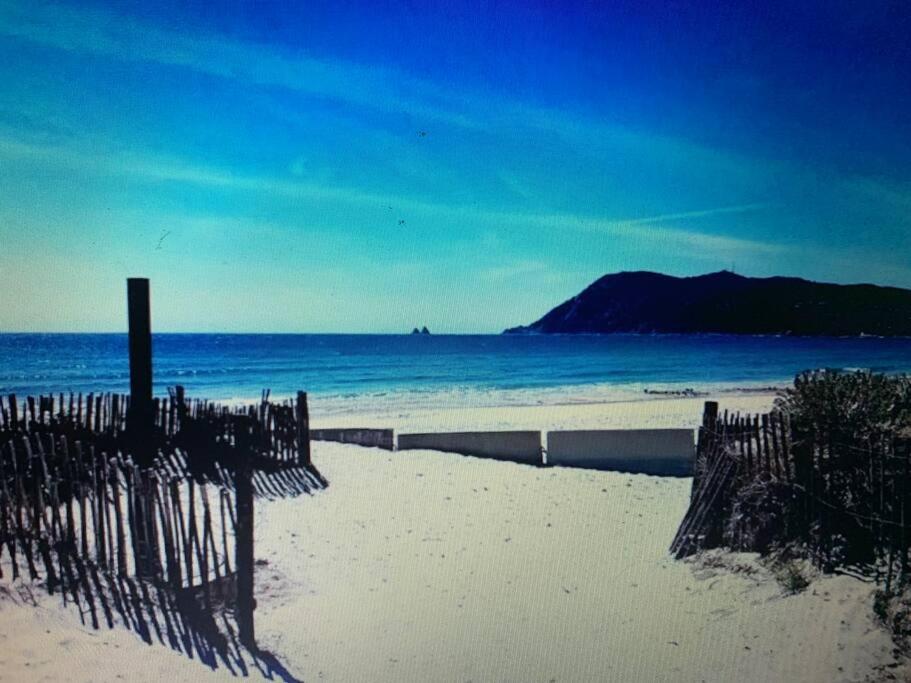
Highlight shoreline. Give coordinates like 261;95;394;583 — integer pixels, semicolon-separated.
308;390;780;435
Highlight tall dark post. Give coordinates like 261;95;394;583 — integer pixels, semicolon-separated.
296;391;311;466
127;278;153;438
702;401;719;429
692;401;719;499
234;417;256;646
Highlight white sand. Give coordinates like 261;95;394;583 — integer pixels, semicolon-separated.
255;442;894;682
309;392;779;433
1;393;900;682
0;583;239;682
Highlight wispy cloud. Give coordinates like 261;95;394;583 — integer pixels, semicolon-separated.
479;260;549;282
0;2;477;129
0;1;763;170
0;135;399;206
5;0;905;240
4;1;909;225
601;202;773;227
479;207;785;258
0;133;783;266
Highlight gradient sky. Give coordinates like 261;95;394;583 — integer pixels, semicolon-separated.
1;1;910;332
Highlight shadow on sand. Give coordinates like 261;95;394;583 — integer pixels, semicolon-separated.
54;544;301;681
45;465;327;682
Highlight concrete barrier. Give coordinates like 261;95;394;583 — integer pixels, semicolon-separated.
547;429;695;476
311;428;395;450
397;431;542;466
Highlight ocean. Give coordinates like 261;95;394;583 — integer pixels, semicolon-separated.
1;333;910;417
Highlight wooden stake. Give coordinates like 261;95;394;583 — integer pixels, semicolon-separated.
234;417;256;646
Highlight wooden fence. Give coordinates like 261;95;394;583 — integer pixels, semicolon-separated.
671;401;911;590
0;388;325;645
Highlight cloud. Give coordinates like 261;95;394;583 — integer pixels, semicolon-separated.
495;170;536;200
600;203;773;228
5;1;906;242
0;134;397;206
479;260;549;282
638;225;784;259
5;2;909;215
478;207;785;259
0;2;477;129
0;133;782;266
0;1;778;174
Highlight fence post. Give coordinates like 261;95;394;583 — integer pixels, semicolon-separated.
173;384;186;434
702;400;719;423
234;417;256;647
8;394;18;430
790;420;813;548
693;401;719;496
898;438;910;583
296;391;311;467
701;401;719;448
127;279;154;445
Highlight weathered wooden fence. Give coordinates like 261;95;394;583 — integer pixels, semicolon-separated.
671;401;911;590
0;388;324;644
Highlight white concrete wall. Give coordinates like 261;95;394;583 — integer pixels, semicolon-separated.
311;428;395;450
547;429;695;476
397;431;542;465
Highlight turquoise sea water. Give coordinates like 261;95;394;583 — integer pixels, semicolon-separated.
1;333;910;416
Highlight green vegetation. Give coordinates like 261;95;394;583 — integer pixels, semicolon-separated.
774;370;911;575
775;369;911;444
706;370;911;589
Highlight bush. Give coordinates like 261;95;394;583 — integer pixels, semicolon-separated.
725;478;804;553
874;587;911;646
775;369;911;446
772;559;811;594
772;369;911;571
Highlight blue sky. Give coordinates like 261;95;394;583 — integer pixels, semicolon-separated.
1;0;909;332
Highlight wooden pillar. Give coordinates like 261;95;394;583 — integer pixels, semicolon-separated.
702;401;719;428
8;394;18;430
234;417;256;647
296;391;311;467
127;278;153;438
692;401;719;496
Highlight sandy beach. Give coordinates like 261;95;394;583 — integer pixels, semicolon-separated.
0;392;899;682
309;391;780;434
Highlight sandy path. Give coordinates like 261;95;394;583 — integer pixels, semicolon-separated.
253;441;894;682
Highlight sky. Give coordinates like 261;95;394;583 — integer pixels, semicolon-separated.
1;0;910;333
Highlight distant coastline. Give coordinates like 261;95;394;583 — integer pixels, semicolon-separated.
504;270;911;337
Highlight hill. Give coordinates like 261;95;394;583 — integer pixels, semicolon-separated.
503;271;911;336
